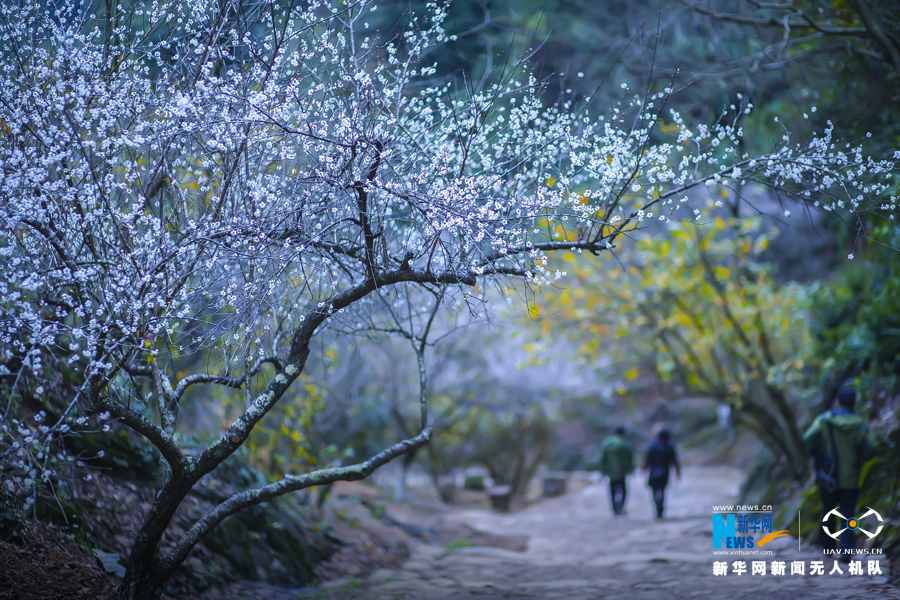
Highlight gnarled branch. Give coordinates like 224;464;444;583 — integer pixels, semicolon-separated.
96;399;186;473
162;426;432;580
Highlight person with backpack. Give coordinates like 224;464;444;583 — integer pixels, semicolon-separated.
642;429;680;520
598;426;635;516
804;386;877;557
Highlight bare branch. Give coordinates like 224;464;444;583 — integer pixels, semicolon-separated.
171;355;282;403
847;0;900;79
95;400;186;473
162;426;432;580
686;2;867;36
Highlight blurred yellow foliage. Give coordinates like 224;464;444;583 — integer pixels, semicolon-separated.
234;372;327;475
527;209;816;468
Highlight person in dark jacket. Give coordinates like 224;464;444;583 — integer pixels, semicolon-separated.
642;429;680;519
804;386;877;557
598;426;635;516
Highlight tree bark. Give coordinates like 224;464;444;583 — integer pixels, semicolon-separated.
117;477;191;600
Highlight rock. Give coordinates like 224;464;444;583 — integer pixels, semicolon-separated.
92;549;126;578
436;474;456;504
488;485;512;512
542;472;568;498
0;508;25;544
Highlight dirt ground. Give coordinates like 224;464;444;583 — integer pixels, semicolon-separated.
0;521;121;600
313;466;899;600
3;466;897;600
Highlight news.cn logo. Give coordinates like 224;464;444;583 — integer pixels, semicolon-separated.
712;508;790;550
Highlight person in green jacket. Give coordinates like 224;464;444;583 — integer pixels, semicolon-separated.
803;386;877;557
598;426;635;516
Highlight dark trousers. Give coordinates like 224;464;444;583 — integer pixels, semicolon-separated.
819;487;860;553
651;484;666;518
609;478;627;515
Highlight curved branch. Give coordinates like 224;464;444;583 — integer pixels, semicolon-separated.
96;400;186;473
688;2;867;36
195;267;476;477
171;355;282;403
120;362;152;378
847;0;900;80
162;426;432;580
192;239;617;490
478;239;612;265
273;228;365;260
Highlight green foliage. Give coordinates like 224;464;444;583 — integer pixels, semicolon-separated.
807;219;900;565
424;395;480;482
444;538;474;550
812;221;900;395
199;492;336;586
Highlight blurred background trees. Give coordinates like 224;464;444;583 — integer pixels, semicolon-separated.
381;0;900;564
532;211;819;482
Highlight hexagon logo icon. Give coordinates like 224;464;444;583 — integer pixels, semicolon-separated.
822;506;884;540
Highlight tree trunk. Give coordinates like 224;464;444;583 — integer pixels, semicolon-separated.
116;479;189;600
763;384;810;480
741;399;807;482
117;561;166;600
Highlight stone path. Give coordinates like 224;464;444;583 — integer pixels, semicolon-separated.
318;466;898;600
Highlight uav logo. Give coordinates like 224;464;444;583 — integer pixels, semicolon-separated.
822;507;884;540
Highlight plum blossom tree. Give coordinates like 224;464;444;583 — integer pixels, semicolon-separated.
0;0;897;598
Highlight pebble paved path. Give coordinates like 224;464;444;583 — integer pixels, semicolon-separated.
321;466;898;600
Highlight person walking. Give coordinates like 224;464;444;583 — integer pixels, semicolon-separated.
642;429;680;520
803;386;877;559
598;426;635;516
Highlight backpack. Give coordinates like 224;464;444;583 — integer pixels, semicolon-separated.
814;418;839;493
